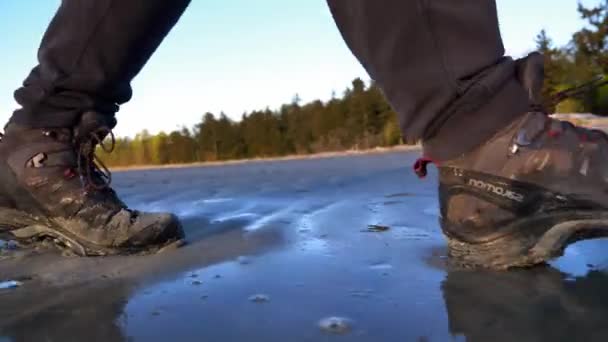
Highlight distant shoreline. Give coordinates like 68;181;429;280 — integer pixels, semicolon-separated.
110;144;422;172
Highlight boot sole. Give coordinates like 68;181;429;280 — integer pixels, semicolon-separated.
444;210;608;269
0;207;185;256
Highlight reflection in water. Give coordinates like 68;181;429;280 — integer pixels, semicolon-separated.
7;263;608;341
0;281;131;342
442;267;608;342
0;224;285;342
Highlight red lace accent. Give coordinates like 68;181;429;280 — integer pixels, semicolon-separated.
63;168;76;180
413;157;435;178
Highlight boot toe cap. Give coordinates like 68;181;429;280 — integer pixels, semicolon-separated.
124;211;184;247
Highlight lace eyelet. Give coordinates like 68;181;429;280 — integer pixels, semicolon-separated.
42;130;58;139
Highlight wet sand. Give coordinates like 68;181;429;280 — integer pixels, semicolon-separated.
108;144;420;172
2;151;608;341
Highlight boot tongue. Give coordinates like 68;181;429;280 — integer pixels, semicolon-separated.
515;52;545;111
73;111;117;143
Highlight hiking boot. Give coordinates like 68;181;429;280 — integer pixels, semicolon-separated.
415;53;608;269
0;111;184;256
435;111;608;269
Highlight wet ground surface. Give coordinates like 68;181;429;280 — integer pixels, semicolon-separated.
2;151;608;341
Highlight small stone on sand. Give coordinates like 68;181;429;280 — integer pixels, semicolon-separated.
0;240;18;251
0;280;22;290
319;316;352;334
366;224;390;232
237;256;252;265
248;294;270;303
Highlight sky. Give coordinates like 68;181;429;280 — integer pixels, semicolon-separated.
0;0;601;137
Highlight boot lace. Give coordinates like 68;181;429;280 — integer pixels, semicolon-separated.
76;127;115;191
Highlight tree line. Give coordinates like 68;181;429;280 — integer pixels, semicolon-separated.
101;1;607;167
102;79;402;167
537;1;608;114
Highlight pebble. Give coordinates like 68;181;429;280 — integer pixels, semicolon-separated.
0;240;18;251
237;256;252;265
318;316;353;334
366;224;390;232
248;294;270;303
370;263;393;270
349;289;373;298
0;281;22;290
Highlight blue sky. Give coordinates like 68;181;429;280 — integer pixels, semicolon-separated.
0;0;600;136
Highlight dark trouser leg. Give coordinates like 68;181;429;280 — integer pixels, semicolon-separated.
327;0;530;160
9;0;191;130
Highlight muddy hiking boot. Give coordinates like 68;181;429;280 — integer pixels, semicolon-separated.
0;111;184;256
415;52;608;269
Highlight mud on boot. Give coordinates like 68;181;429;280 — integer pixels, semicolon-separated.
425;111;608;270
0;112;184;256
415;53;608;269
